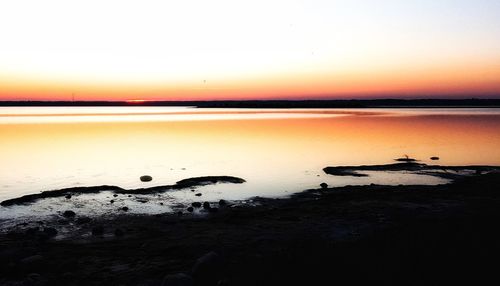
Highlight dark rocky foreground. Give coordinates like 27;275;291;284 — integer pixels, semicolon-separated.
1;173;500;285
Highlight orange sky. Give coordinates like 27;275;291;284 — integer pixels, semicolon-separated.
1;1;500;101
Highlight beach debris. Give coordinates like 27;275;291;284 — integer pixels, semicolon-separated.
192;202;202;208
140;175;153;182
430;157;440;161
161;273;194;286
91;226;104;236
320;183;328;189
62;210;76;218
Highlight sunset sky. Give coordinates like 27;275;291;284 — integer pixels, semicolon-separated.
1;0;500;101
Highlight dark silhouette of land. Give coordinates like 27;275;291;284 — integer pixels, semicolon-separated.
1;166;500;285
1;98;500;108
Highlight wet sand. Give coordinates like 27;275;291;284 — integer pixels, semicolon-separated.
1;170;500;285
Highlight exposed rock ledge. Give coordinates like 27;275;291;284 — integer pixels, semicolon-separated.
0;176;245;207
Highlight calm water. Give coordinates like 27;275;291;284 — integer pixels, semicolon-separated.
1;107;499;218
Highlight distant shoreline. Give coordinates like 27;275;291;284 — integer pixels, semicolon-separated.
1;99;500;108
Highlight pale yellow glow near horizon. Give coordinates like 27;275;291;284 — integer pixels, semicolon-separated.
1;0;500;100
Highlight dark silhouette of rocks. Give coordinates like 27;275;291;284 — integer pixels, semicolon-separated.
320;183;328;189
191;202;202;208
431;156;440;160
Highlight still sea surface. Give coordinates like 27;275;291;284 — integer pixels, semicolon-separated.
1;107;499;218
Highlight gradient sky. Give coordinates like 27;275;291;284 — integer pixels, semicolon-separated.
1;0;500;101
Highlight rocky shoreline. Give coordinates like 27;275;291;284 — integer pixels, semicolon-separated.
1;168;500;285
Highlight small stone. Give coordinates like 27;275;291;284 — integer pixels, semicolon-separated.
65;194;72;199
110;200;115;204
218;200;227;207
121;207;129;212
430;156;440;161
320;183;328;189
140;175;153;182
187;207;194;212
113;194;118;197
192;202;202;208
63;210;76;218
195;193;202;197
203;202;210;209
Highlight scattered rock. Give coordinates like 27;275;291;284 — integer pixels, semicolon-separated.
191;252;223;285
91;226;104;236
113;194;118;197
161;273;194;286
65;194;72;199
62;210;76;218
187;207;194;212
218;200;227;207
320;183;328;189
430;156;440;161
160;202;164;205
140;175;153;182
203;202;211;209
195;193;202;197
110;200;115;204
192;202;202;208
121;207;129;212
